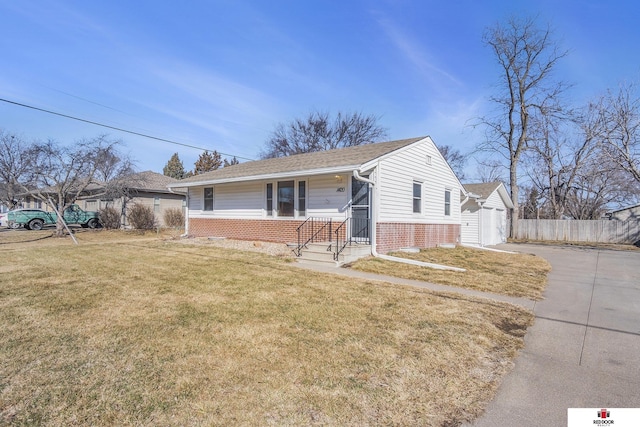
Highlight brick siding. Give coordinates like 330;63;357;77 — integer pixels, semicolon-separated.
376;222;460;254
190;218;460;254
189;218;304;243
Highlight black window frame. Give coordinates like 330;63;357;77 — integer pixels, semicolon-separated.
413;182;422;214
444;189;451;216
204;187;214;211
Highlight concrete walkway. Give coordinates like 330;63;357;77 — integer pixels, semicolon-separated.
467;243;640;426
292;261;536;309
294;244;640;426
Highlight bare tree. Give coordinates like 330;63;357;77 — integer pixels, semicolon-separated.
473;158;507;183
600;81;640;183
261;111;387;158
525;104;604;218
563;158;633;219
22;136;130;236
478;16;569;235
437;144;467;181
0;130;33;209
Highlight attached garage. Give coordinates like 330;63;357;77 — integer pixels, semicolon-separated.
461;182;513;246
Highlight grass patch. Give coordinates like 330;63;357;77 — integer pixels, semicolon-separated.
0;234;534;426
349;246;551;300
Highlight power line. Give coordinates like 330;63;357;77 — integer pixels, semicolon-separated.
0;97;256;161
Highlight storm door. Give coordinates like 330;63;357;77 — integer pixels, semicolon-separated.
350;176;371;241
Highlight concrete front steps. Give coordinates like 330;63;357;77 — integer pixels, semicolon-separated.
295;241;372;267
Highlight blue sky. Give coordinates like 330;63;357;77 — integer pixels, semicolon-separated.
1;0;639;177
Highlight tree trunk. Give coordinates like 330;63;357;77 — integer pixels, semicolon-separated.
56;195;66;237
509;162;519;238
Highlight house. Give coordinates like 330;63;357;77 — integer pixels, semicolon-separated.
605;203;640;222
78;171;186;227
167;136;464;255
460;182;513;246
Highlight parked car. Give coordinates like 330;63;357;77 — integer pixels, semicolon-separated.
7;205;100;230
0;212;7;227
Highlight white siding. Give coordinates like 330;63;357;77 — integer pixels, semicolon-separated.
307;174;349;219
187;174;348;220
461;204;480;244
483;190;505;210
189;187;203;211
213;182;263;218
377;140;462;224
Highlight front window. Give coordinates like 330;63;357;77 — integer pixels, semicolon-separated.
266;183;273;216
298;181;306;217
413;182;422;214
277;181;294;217
444;189;451;216
204;188;213;211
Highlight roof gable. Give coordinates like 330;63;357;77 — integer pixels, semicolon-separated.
463;181;514;209
169;137;426;187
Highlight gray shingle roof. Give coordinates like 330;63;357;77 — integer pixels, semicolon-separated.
84;171;183;194
170;137;426;187
463;182;503;198
129;170;180;191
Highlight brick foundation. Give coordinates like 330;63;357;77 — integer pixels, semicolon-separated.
189;218;304;243
189;218;460;253
376;223;460;254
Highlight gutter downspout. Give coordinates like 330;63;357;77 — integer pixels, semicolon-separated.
352;169;464;272
478;201;485;247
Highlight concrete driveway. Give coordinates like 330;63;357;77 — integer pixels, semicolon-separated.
468;244;640;426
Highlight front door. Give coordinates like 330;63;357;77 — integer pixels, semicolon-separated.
351;176;370;241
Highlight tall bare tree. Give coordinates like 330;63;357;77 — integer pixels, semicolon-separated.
473;158;507;183
261;111;387;158
437;144;467;181
526;103;603;218
600;81;640;183
478;16;569;235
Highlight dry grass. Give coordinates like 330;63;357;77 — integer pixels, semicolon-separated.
350;246;551;300
0;232;534;426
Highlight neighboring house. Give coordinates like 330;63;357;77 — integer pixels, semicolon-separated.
605;203;640;222
167;136;464;254
460;182;513;246
18;196;47;210
78;171;186;227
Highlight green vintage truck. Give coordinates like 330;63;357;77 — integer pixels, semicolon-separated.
7;204;101;230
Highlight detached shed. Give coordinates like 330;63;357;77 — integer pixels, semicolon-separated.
606;203;640;222
461;182;513;246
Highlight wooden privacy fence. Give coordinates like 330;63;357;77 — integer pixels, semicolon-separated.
513;219;640;244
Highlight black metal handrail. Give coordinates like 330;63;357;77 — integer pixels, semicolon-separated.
333;217;370;260
295;217;333;256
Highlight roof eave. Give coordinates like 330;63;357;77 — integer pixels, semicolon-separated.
167;165;360;188
358;137;429;171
